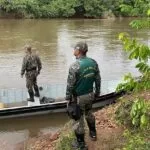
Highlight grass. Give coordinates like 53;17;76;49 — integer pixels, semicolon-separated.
55;120;76;150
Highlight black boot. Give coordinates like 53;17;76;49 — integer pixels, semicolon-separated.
87;120;97;141
72;133;88;150
27;90;34;102
34;85;40;97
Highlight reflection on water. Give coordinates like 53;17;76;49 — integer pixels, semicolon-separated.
0;113;69;149
0;18;149;148
0;113;69;136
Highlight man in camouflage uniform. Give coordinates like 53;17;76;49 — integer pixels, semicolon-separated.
66;42;101;150
21;46;42;102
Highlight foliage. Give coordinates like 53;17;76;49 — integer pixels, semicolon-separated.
115;97;150;128
116;73;138;92
115;97;150;149
116;11;150;149
0;0;41;18
37;0;52;5
56;131;75;150
48;0;79;18
115;99;133;126
0;0;149;18
55;121;75;150
0;0;79;18
84;0;106;17
130;98;149;128
117;10;150;93
123;129;150;150
120;0;150;16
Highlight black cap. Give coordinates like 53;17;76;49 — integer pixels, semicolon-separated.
74;42;88;52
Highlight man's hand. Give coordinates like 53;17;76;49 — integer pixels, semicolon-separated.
66;100;72;108
66;97;72;107
67;100;70;108
94;93;100;100
37;70;40;76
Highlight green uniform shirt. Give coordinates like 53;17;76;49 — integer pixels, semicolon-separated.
66;56;101;100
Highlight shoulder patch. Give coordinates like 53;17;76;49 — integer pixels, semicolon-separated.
70;61;80;70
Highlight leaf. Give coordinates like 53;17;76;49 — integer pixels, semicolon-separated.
129;50;136;59
138;102;142;110
136;62;143;68
147;9;150;16
130;109;136;117
130;20;143;29
118;32;129;41
140;114;148;126
132;118;137;125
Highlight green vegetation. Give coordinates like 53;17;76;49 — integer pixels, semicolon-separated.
130;98;149;128
56;131;75;150
115;10;150;150
55;121;75;150
0;0;149;18
120;0;150;17
123;129;150;150
115;97;150;128
116;96;150;150
117;10;150;93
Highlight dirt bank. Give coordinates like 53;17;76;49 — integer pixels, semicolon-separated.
17;91;149;150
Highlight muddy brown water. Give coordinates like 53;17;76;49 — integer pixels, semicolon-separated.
0;18;149;149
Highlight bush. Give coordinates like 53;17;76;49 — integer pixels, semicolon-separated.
56;131;75;150
48;0;78;18
120;0;150;16
0;0;40;18
0;0;149;18
115;99;133;127
84;0;105;17
117;10;150;93
55;121;75;150
116;11;150;149
123;130;150;150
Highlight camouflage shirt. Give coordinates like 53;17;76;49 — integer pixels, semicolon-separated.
66;56;101;100
21;54;42;75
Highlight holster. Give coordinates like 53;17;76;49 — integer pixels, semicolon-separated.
67;102;81;121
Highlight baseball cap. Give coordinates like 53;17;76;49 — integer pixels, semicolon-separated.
74;42;88;52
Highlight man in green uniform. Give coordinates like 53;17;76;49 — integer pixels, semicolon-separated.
66;42;101;150
21;46;42;102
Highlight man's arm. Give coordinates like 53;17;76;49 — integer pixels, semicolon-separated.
95;63;101;97
36;56;42;74
66;63;78;101
21;57;26;76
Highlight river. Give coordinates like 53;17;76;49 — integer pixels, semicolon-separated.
0;18;149;149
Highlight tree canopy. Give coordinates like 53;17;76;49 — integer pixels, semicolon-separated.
0;0;149;18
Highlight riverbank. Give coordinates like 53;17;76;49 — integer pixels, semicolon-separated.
0;11;144;20
0;0;149;19
0;10;116;19
16;106;124;150
17;90;149;150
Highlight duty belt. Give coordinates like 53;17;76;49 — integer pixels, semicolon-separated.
26;67;36;72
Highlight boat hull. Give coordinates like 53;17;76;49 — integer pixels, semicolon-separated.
0;91;124;119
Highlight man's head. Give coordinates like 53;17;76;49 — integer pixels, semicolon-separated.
25;45;32;54
74;42;88;57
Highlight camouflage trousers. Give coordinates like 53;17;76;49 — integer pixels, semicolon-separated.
73;92;95;135
25;70;38;93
